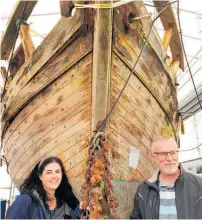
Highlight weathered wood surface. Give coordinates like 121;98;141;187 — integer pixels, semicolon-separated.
6;82;91;163
21;125;91;179
19;23;35;62
19;119;91;179
113;30;178;135
5;53;92;176
2;10;85;121
112;18;178;117
111;53;175;136
3;29;92;122
3;54;92;149
10;103;92;178
1;0;182;196
110;85;164;136
5;62;92;167
108;129;154;174
0;67;6;82
0;1;38;60
60;0;74;17
91;1;113;132
114;1;178;86
9;44;25;78
4;63;92;159
153;0;184;70
162;28;173;51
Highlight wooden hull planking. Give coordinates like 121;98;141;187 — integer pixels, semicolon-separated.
1;1;183;217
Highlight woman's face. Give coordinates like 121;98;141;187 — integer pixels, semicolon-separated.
40;162;62;191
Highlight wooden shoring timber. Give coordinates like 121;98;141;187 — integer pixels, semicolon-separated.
2;54;92;148
2;9;86;121
170;60;180;84
9;44;25;78
0;1;38;60
162;28;173;52
91;0;113;133
19;23;35;62
153;0;184;70
60;0;74;17
0;67;6;82
171;60;180;73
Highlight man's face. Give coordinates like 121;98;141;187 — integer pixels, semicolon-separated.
152;139;179;174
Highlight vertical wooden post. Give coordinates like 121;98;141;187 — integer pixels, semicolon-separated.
19;23;35;62
161;28;173;51
91;1;113;133
170;60;180;83
10;44;25;78
59;0;74;17
0;67;6;82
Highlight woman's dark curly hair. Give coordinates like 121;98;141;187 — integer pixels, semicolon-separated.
20;156;79;209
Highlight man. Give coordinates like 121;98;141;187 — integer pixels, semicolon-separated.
130;136;202;219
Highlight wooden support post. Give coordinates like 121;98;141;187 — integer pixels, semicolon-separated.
19;23;35;62
170;60;180;73
153;0;184;70
91;1;113;133
0;67;6;82
165;56;172;66
10;44;25;78
59;0;74;17
0;1;37;60
162;28;173;51
170;60;180;83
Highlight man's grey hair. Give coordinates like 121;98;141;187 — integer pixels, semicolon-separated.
151;135;177;152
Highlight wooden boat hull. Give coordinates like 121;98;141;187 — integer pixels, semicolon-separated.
1;1;183;217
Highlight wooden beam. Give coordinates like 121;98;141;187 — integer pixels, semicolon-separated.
91;0;113;133
162;28;173;51
170;60;180;73
0;1;38;60
0;67;6;82
60;0;74;17
9;44;25;78
153;1;184;70
170;60;180;84
19;23;35;62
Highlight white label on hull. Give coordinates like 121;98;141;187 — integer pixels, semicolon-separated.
129;146;139;168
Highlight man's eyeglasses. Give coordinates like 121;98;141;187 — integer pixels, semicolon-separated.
153;151;178;158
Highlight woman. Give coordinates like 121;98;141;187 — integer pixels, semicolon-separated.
6;156;82;219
